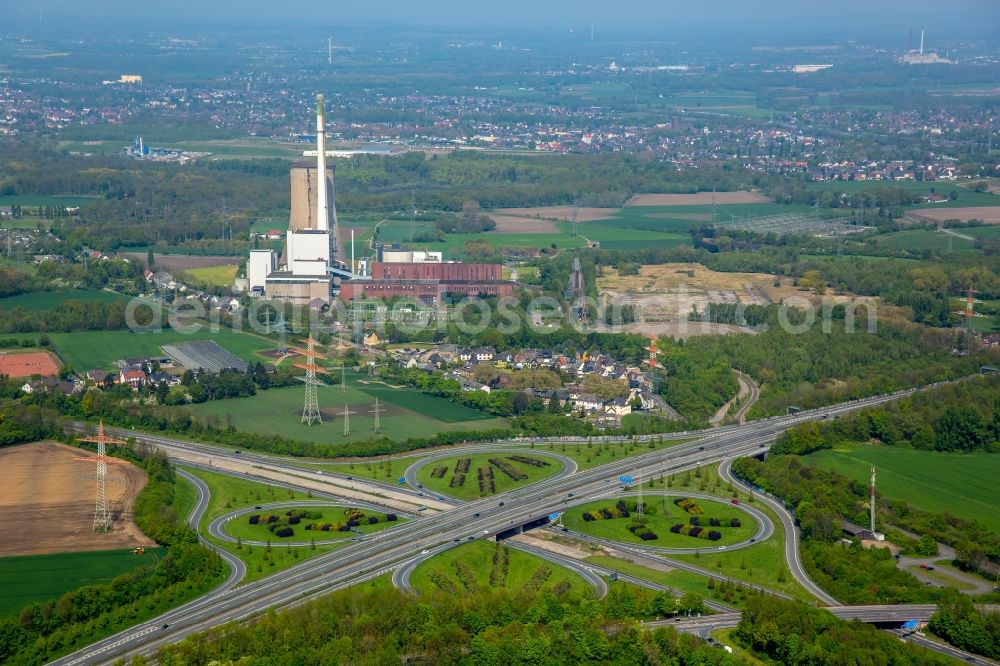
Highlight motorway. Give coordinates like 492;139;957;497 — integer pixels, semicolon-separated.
50;382;983;665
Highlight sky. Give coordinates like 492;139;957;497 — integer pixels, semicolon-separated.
10;0;1000;35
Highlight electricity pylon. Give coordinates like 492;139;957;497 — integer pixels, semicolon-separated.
369;397;385;434
292;336;329;425
75;421;129;532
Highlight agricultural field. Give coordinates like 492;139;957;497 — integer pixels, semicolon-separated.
874;229;979;253
563;497;756;548
415;452;564;501
187;375;508;446
121;253;244;272
0;290;128;311
805;447;1000;533
47;327;276;371
906;206;1000;225
180;264;239;287
0;547;167;616
224;505;404;542
410;540;587;596
0;442;156;557
0;194;101;208
604;202;821;234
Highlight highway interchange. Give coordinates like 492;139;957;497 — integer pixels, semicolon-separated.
52;381;998;666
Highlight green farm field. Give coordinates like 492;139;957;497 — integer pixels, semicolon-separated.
603;203;820;233
47;327;276;371
181;264;239;287
415;452;564;501
563;496;756;548
0;290;128;311
0;547;167;616
187;378;508;446
410;540;588;596
0;194;101;208
875;229;978;253
805;447;1000;533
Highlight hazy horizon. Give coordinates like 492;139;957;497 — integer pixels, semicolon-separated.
8;0;1000;38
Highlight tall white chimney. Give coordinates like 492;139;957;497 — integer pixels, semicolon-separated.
315;94;329;232
919;30;924;55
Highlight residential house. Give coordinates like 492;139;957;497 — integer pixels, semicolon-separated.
119;368;146;389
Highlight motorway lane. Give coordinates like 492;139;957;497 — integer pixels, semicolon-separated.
175;469;247;590
402;447;578;499
717;458;839;606
54;385;944;665
64;423;453;513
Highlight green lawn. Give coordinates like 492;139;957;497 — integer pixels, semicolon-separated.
0;547;167;616
181;264;239;287
805;447;1000;533
563;497;756;549
48;327;276;371
0;290;128;311
875;229;978;253
646;465;811;601
179;467;339;584
410;540;588;596
187;379;508;447
415;452;564;501
223;506;404;543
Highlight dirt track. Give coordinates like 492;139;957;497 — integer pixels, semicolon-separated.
0;442;155;556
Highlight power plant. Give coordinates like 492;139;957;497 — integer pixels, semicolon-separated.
248;94;343;306
248;93;512;307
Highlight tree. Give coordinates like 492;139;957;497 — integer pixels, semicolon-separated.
146;248;155;269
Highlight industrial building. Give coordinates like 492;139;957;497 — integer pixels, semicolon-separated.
249;94;341;305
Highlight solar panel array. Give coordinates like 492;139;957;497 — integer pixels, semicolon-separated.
162;340;251;374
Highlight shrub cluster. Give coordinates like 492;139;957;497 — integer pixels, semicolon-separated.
628;523;659;540
524;565;552;592
508;455;551;468
489;457;527;481
478;465;496;494
670;523;723;541
689;516;741;528
489;544;510;587
430;466;448;479
453;561;477;591
674;497;703;515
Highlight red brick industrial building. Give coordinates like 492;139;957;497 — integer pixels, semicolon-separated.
338;262;513;304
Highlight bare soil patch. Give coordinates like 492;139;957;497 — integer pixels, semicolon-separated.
488;214;561;234
490;206;618;223
906;206;1000;225
625;192;770;206
0;350;61;378
597;263;874;337
0;442;155;556
123;253;243;272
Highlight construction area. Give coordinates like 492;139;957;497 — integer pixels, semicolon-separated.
0;442;155;557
